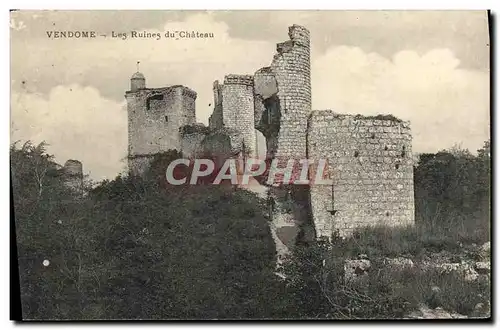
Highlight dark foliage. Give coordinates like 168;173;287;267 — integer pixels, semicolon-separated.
414;141;490;243
12;142;280;319
11;138;490;319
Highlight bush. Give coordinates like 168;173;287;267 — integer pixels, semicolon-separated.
278;237;490;319
414;141;490;243
12;138;491;319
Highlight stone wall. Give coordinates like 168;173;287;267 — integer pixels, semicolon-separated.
307;111;415;237
179;124;209;159
209;81;224;129
200;127;245;172
254;67;279;159
251;25;314;246
126;85;197;175
180;131;207;159
125;24;416;243
128;155;156;177
62;159;83;194
269;25;311;160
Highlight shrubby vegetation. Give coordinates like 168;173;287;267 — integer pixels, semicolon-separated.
11;140;490;319
279;236;490;319
13;146;279;319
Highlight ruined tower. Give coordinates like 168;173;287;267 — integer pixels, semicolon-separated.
254;25;311;160
62;159;83;195
126;71;197;175
253;25;315;247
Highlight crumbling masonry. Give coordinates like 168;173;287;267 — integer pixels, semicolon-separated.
125;24;415;244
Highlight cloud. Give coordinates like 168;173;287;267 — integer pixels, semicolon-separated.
11;85;128;180
312;46;490;154
11;12;277;124
11;13;280;180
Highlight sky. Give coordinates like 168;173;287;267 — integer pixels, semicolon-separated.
10;10;490;180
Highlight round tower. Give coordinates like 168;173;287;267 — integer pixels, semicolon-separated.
63;159;83;177
130;71;146;92
221;74;257;157
63;159;83;195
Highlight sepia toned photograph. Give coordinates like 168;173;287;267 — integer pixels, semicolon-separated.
10;10;491;320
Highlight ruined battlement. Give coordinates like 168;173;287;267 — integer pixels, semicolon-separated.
126;85;197;99
288;24;310;45
308;111;411;131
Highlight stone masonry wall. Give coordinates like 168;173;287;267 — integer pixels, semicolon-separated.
220;75;257;156
126;85;197;176
201;128;244;170
254;67;279;127
307;111;415;237
128;155;156;177
254;67;280;159
270;25;311;160
63;159;83;194
180;131;206;158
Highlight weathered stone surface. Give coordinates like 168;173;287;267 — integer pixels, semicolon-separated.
201;127;245;170
344;258;371;285
178;123;210;158
126;76;197;176
209;75;257;156
308;112;415;237
270;25;311;160
62;159;84;194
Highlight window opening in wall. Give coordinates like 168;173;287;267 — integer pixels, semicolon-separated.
165;116;168;123
354;151;359;157
384;146;388;151
371;133;376;139
386;211;390;217
401;145;406;158
395;163;400;170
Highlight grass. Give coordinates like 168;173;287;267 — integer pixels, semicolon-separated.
364;265;491;318
330;219;490;261
314;218;491;319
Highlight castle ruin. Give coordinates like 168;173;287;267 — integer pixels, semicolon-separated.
126;72;197;176
125;24;415;242
62;159;84;195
